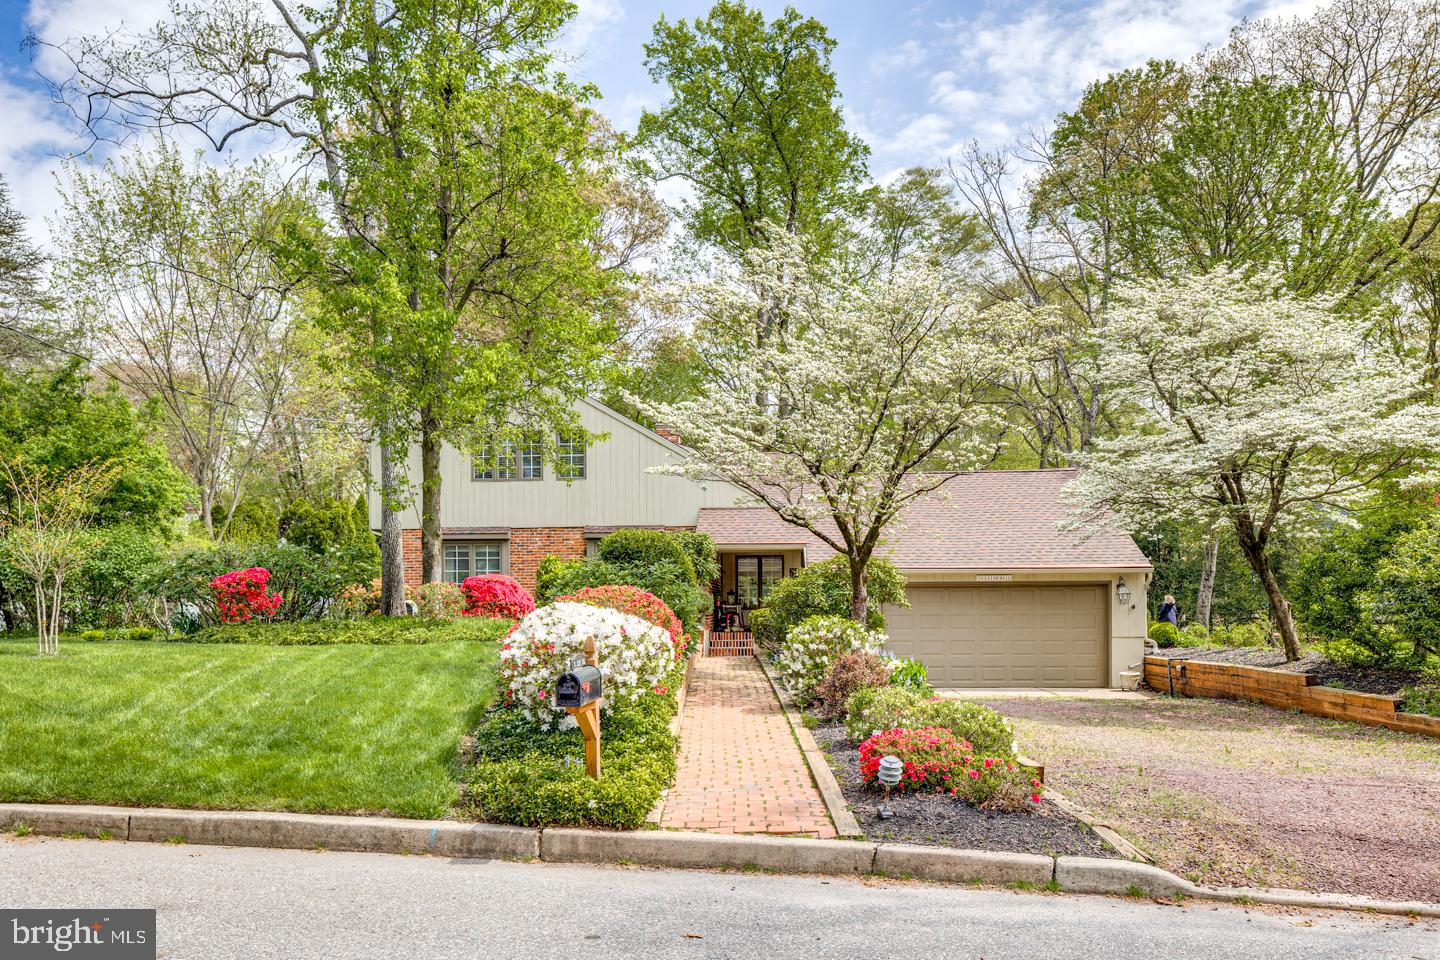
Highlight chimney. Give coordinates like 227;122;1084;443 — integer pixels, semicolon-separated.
654;424;683;446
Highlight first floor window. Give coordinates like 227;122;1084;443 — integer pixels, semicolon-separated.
443;542;505;583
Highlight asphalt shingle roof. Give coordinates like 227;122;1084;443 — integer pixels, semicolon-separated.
696;468;1151;571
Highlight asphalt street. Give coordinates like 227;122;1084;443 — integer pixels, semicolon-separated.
1;836;1436;960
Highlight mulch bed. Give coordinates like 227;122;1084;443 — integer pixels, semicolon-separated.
1148;646;1425;696
810;724;1115;859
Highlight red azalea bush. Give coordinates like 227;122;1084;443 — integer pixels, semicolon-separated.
859;726;972;792
210;567;284;623
460;574;536;620
557;584;688;659
859;726;1043;811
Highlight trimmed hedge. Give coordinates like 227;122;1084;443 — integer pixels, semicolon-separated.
461;663;684;829
596;529;696;583
184;617;511;645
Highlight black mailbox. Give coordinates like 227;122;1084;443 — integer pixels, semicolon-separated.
555;665;604;709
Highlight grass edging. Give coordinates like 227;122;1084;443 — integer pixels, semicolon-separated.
4;802;1439;918
753;655;864;838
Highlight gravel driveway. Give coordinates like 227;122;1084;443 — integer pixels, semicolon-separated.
981;694;1440;903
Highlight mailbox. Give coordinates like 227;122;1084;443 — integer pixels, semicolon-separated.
555;665;604;709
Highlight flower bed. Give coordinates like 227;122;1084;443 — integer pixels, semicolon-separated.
812;722;1113;856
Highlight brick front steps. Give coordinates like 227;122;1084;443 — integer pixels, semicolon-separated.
705;631;754;656
5;803;1439;918
1143;655;1440;739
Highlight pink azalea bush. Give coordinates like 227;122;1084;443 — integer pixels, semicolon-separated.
557;584;687;660
210;567;284;623
461;574;536;620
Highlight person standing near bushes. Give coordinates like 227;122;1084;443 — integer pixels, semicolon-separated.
1157;594;1180;626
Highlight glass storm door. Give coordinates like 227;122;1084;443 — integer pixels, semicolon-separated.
736;555;784;609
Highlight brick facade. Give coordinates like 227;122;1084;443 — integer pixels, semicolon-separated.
508;527;588;594
401;529;423;588
398;524;706;597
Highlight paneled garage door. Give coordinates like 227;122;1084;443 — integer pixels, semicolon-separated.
882;585;1107;688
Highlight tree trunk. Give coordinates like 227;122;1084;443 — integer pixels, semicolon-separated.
1235;529;1301;661
420;421;442;584
848;557;868;623
378;441;406;618
1195;538;1218;629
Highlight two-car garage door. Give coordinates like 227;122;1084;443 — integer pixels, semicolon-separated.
883;585;1107;688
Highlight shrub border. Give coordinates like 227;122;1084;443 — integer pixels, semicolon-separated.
4;802;1437;917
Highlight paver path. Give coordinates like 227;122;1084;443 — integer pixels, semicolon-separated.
662;656;835;838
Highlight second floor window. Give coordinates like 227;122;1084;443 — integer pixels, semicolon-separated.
473;442;542;481
556;436;587;479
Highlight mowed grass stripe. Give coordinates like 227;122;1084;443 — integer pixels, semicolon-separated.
0;638;498;818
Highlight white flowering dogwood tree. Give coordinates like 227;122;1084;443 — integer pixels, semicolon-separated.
637;233;1012;620
1065;269;1440;661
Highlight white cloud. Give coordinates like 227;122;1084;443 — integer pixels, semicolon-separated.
0;74;84;242
559;0;626;66
869;39;926;76
929;0;1327;137
886;112;954;158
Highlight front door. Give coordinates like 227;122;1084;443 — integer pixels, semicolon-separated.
735;555;784;618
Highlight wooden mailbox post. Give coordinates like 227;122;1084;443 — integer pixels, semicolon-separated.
563;635;602;779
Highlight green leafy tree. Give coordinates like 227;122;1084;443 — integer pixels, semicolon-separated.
854;167;987;277
48;0;616;607
0;173;62;370
281;0;615;584
637;1;868;258
1361;514;1440;666
0;365;190;528
1292;499;1427;664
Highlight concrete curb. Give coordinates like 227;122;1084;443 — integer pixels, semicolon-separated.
4;803;1438;919
754;656;864;838
0;804;538;860
543;828;876;875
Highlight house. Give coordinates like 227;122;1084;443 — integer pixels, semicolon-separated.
370;397;1153;689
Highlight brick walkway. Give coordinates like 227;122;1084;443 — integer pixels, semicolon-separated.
661;656;835;838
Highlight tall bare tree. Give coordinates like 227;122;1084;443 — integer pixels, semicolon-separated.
55;144;305;539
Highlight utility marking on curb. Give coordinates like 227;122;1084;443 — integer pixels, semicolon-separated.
428;826;438;851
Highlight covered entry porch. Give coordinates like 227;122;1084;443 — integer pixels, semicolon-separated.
706;547;808;656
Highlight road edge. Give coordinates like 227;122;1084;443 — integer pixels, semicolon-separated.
2;802;1436;918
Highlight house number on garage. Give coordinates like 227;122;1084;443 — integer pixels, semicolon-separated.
974;575;1012;582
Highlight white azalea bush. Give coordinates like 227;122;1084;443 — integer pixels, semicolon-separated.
773;614;886;700
500;602;674;730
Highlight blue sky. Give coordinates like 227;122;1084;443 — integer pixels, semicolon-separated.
0;0;1321;241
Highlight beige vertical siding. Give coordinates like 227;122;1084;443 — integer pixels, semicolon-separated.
369;399;746;530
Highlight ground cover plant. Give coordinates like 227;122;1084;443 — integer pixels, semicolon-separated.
185;616;510;645
0;633;500;817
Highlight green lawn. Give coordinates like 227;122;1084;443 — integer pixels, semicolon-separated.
0;635;499;818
